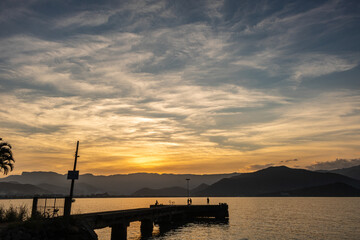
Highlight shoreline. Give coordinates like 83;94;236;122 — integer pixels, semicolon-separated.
1;195;360;200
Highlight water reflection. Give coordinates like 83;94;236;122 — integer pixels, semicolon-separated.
1;197;360;240
136;218;229;240
158;218;229;235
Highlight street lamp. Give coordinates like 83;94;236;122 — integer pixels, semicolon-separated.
186;178;190;200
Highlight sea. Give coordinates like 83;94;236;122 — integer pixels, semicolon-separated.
1;197;359;240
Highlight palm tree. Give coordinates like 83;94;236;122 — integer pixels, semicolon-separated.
0;138;15;175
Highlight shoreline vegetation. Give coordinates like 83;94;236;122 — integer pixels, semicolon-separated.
0;205;96;240
0;205;28;223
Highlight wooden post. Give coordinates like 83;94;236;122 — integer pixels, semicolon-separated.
111;223;129;240
64;197;72;217
140;219;153;237
31;197;38;218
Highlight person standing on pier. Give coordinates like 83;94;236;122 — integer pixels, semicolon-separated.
207;197;209;205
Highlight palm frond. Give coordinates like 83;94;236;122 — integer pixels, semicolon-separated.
0;138;15;175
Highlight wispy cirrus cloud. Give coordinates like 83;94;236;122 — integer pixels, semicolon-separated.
53;11;114;28
0;0;359;174
291;54;358;81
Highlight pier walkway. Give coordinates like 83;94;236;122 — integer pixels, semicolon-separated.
73;204;229;240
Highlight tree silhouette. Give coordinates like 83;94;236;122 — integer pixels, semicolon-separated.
0;138;15;175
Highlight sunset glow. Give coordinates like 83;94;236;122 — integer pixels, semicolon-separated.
1;0;359;175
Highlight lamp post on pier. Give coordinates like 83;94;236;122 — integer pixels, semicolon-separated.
186;178;190;204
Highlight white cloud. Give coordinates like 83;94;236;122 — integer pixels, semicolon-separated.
292;54;357;81
307;158;360;170
53;10;113;28
0;0;359;174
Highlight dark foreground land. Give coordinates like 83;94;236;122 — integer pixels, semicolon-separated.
0;204;229;240
0;218;97;240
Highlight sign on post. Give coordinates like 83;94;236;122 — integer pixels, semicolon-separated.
67;170;79;180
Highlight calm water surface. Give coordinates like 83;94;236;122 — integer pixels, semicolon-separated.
1;197;359;240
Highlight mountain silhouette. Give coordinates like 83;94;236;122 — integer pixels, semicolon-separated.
196;166;360;196
2;166;360;197
191;183;210;193
131;183;210;197
0;172;239;195
261;182;360;197
132;186;188;197
328;165;360;180
0;182;51;196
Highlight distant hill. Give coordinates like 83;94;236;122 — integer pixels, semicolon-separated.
36;183;68;195
3;166;359;197
261;182;360;197
78;173;239;195
196;166;360;197
131;183;210;197
328;165;360;180
191;183;210;193
35;182;103;195
0;182;51;197
4;171;66;185
132;187;188;197
0;172;239;196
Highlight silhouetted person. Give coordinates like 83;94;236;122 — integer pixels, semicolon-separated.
190;198;192;205
187;198;190;205
207;197;209;204
155;200;158;206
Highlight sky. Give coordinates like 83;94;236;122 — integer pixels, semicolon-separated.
0;0;360;175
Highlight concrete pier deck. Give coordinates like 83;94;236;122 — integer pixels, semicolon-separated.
73;204;229;240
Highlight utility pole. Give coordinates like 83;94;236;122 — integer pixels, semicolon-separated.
69;141;80;200
64;141;80;217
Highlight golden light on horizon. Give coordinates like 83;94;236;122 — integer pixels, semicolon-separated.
0;0;359;177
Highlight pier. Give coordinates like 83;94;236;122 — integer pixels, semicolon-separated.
73;204;229;240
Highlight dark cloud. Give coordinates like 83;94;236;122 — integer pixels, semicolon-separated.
248;163;275;171
0;121;67;135
213;107;279;128
280;159;298;163
1;0;359;94
307;158;360;171
208;136;265;151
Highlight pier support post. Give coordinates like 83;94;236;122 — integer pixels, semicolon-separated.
215;203;229;220
111;222;129;240
157;217;172;233
140;219;153;237
31;197;38;218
